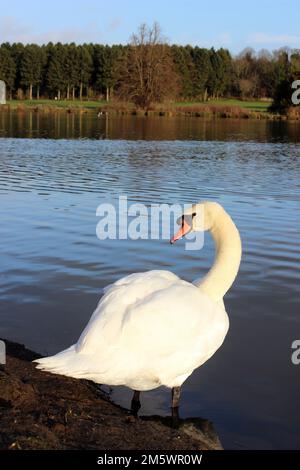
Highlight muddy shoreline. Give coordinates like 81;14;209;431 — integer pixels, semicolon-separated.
0;339;222;450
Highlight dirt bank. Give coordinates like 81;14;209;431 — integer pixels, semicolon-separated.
0;339;222;450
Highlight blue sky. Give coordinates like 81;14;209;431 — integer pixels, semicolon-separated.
0;0;299;53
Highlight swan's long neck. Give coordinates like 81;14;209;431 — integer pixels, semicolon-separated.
198;210;242;302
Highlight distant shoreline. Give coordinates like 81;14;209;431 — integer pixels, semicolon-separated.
1;99;298;121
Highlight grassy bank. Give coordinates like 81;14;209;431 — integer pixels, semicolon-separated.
7;98;270;112
7;99;107;109
175;99;271;112
0;339;222;450
1;98;299;120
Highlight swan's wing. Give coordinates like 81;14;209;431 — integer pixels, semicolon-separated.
103;270;179;291
120;281;229;375
122;282;227;354
37;272;228;389
76;270;180;353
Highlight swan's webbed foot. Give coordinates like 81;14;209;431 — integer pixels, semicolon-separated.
131;390;141;416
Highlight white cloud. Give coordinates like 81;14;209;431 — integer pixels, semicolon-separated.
0;16;121;44
250;32;300;46
0;16;31;42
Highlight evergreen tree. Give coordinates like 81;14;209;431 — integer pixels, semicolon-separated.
64;43;80;100
216;48;233;96
9;42;24;94
20;44;46;99
94;44;123;101
171;45;195;99
208;48;224;98
47;43;67;99
77;45;92;100
0;45;16;98
270;51;297;113
192;47;211;100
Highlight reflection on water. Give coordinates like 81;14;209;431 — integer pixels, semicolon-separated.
0;116;300;449
1;109;300;142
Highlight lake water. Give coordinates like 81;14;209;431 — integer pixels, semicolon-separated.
0;111;300;449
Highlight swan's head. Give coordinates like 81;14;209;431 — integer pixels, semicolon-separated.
170;201;222;244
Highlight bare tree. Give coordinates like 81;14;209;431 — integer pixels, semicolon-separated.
117;23;178;108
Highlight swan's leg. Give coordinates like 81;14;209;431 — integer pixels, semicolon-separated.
131;390;141;416
171;386;181;427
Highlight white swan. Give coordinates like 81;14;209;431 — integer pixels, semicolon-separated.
34;201;242;419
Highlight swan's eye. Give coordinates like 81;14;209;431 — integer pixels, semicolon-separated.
192;212;196;218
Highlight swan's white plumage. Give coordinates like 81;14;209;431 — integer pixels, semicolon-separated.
34;269;229;390
34;201;242;392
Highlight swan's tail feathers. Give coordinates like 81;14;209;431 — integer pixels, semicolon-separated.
33;345;99;380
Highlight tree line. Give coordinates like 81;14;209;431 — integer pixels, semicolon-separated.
0;23;299;108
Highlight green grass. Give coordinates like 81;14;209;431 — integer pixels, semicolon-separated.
8;99;106;109
7;98;271;112
3;97;277;119
174;99;271;112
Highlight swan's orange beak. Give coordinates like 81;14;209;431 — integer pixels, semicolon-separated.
170;219;191;244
